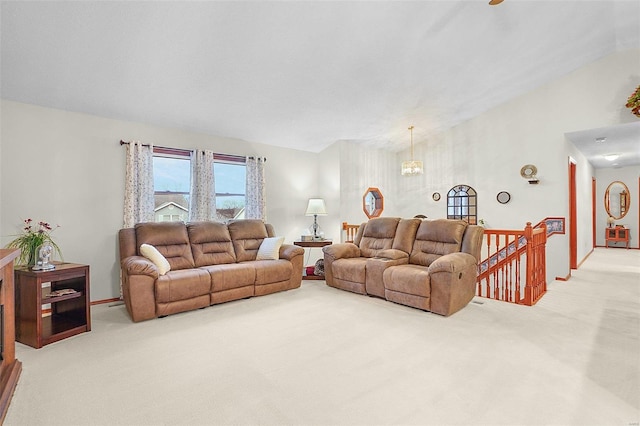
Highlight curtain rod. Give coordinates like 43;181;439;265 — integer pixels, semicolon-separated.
119;140;265;161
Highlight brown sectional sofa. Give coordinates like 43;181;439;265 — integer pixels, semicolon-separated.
322;217;483;316
118;220;304;322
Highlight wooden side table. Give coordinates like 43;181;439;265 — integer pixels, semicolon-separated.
605;227;629;249
15;262;91;349
294;240;332;280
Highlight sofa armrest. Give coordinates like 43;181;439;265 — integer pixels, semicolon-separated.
122;256;159;279
120;256;158;322
279;244;305;261
322;243;361;261
428;252;477;274
322;243;360;288
375;249;409;261
428;252;478;316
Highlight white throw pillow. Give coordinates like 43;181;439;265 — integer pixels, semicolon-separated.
256;236;285;260
140;243;171;275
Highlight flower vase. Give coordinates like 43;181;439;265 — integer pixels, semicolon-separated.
27;246;38;267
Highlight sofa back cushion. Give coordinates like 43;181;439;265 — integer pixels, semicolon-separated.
134;222;195;270
353;223;366;246
392;218;421;254
359;217;400;258
410;219;468;266
187;222;237;267
228;220;269;262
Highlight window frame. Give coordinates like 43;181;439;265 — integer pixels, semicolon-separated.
151;147;247;222
446;184;478;225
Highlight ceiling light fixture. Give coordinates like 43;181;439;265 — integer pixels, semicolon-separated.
604;154;620;161
401;126;424;176
489;0;504;5
595;137;607;143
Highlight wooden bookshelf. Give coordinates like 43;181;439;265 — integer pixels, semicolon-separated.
15;262;91;349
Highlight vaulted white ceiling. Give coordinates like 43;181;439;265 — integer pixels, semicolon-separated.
1;1;639;156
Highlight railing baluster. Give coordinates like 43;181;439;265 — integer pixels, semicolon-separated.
477;220;548;306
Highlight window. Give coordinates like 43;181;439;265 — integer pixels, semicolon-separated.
447;184;477;225
152;148;246;222
153;153;191;222
214;161;246;220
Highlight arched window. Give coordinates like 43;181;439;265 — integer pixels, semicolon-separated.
447;184;477;225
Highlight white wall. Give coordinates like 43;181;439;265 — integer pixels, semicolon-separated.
2;49;638;300
0;100;318;301
595;166;640;248
335;49;639;282
336;140;400;223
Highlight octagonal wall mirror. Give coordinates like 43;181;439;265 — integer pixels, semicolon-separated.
605;181;630;220
363;187;384;218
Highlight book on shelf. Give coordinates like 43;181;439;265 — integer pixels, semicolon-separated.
45;289;78;298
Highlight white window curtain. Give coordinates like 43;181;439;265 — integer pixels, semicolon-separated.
245;156;266;220
189;149;217;221
123;141;155;227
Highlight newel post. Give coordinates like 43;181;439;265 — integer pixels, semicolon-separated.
523;222;534;305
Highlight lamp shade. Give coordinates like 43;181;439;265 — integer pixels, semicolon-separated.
401;160;424;176
305;198;327;216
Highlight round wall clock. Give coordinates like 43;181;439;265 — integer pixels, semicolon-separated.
432;192;441;201
497;191;511;204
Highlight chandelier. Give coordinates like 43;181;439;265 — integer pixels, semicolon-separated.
401;125;424;176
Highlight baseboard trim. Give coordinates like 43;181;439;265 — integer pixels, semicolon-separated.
577;248;594;268
91;297;121;306
556;273;571;281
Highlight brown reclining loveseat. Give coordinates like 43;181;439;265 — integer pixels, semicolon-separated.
322;217;483;316
119;220;304;322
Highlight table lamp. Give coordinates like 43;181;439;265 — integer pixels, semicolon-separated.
305;198;327;240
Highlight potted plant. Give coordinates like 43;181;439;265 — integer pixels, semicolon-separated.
5;219;62;266
625;85;640;118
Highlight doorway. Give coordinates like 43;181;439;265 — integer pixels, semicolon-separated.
569;159;577;269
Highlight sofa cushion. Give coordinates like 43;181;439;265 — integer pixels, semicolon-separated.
384;264;431;297
359;217;400;258
392;218;421;254
200;263;256;292
254;259;293;285
256;236;284;260
332;257;368;284
410;219;468;267
155;268;211;303
187;221;237;267
228;220;269;262
135;222;196;270
139;243;171;275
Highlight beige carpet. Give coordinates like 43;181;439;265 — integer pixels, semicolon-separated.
5;247;639;425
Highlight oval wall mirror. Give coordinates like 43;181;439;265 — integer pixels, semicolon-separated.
604;181;630;220
363;187;384;218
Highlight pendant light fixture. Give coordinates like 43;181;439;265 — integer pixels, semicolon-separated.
401;125;424;176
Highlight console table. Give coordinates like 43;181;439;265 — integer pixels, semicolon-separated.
605;227;629;249
15;262;91;349
0;249;21;424
294;240;332;280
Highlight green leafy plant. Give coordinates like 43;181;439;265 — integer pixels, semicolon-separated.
5;219;63;266
625;85;640;117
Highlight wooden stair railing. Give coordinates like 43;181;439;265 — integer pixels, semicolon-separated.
477;221;548;306
342;222;360;243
